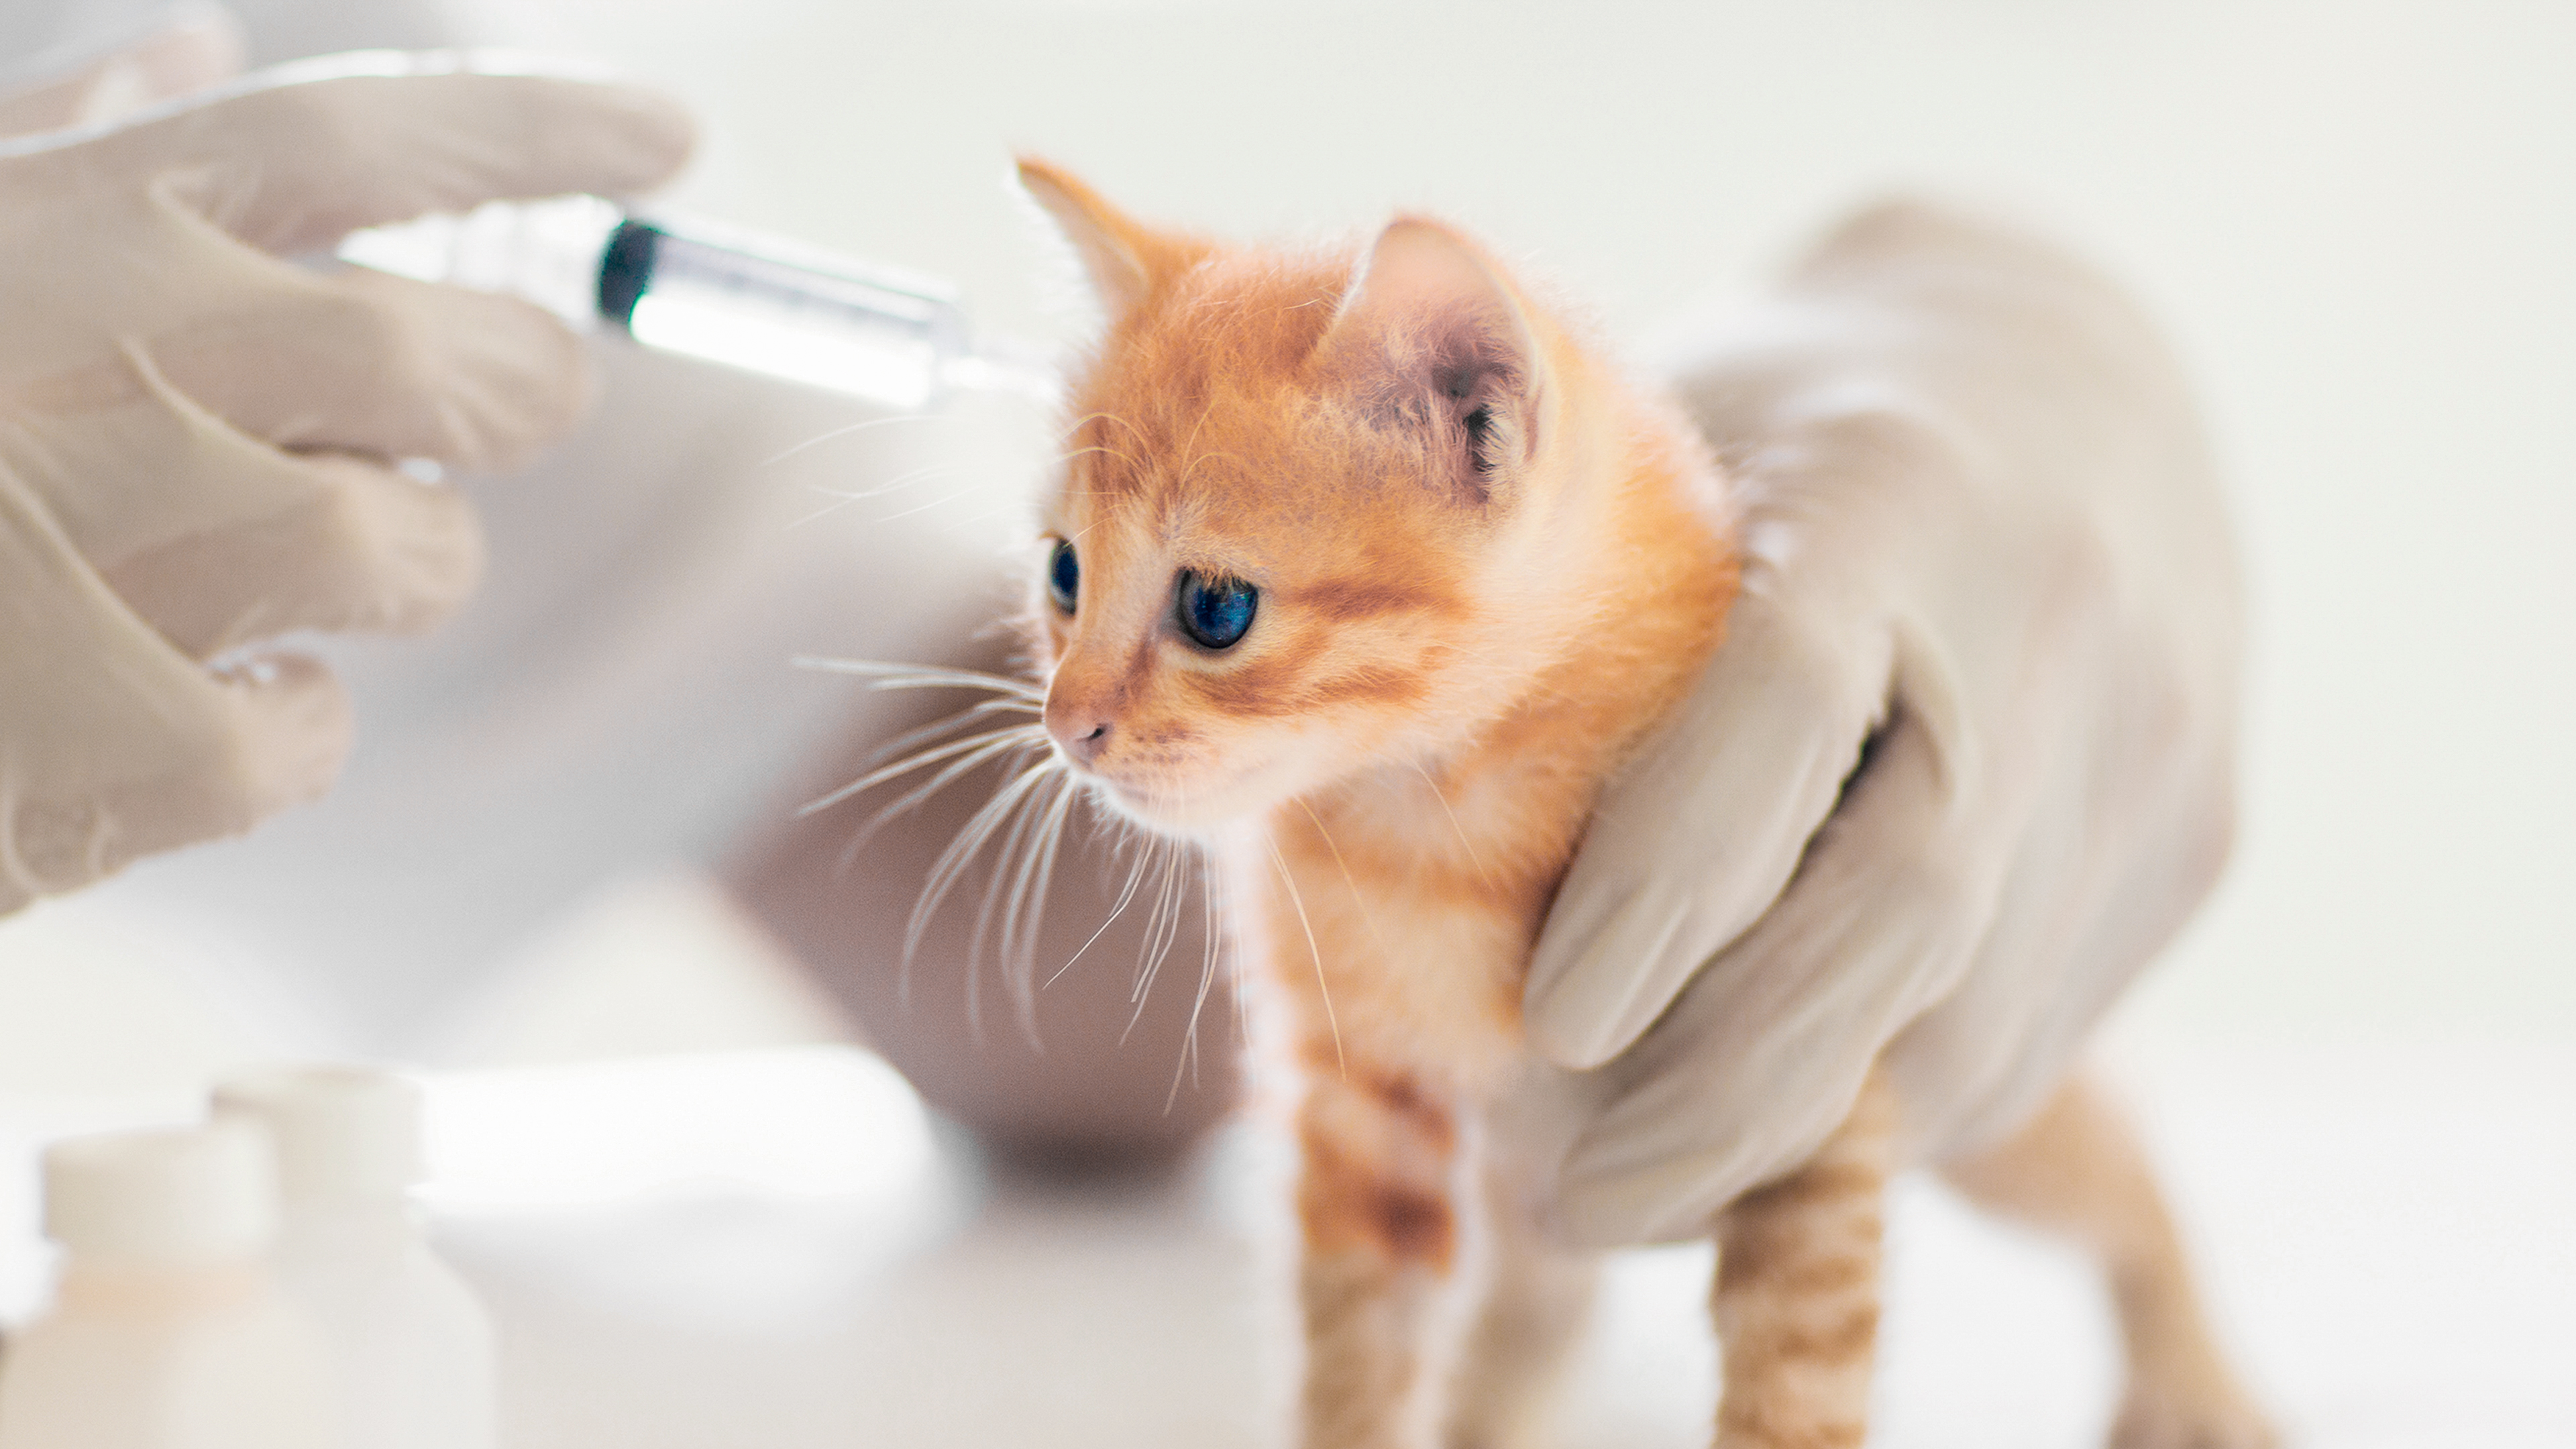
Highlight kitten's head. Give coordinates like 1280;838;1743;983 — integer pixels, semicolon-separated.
1018;160;1599;834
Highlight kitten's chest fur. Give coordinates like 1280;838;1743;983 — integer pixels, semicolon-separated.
1243;757;1566;1089
1237;502;1733;1097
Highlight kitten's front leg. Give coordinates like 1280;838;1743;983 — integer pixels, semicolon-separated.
1297;1064;1480;1449
1444;1157;1599;1449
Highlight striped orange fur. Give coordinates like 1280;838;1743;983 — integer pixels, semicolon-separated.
1012;160;2274;1449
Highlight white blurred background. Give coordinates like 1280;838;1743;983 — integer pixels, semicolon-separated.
0;1;2569;1446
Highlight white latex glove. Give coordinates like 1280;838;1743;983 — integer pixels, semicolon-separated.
1525;201;2243;1246
0;50;694;915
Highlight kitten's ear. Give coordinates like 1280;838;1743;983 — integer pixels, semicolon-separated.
1015;157;1195;326
1320;217;1551;506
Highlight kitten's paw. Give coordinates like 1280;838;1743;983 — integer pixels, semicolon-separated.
2108;1381;2281;1449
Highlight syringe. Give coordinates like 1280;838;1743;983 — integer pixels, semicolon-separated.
338;196;1056;413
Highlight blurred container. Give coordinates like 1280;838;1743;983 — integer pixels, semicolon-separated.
0;1122;329;1449
214;1066;496;1449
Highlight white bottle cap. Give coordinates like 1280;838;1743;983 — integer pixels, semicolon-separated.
213;1065;425;1206
43;1121;278;1269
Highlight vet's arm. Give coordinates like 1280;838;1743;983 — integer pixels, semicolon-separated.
1525;201;2243;1244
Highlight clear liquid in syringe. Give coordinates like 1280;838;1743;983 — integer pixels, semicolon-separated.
337;196;1059;413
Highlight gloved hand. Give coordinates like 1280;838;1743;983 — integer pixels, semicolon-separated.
0;51;694;916
1525;201;2243;1246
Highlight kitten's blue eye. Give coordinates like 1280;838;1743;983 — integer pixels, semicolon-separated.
1047;539;1079;614
1176;571;1258;650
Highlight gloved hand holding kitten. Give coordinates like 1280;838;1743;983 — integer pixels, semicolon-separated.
1526;205;2241;1245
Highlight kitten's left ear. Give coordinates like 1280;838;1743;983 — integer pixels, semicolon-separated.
1015;157;1201;327
1321;217;1552;504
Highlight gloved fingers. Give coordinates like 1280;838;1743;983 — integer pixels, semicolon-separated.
121;64;694;256
0;7;246;138
1548;708;1996;1246
101;451;486;658
1523;583;1891;1069
152;264;594;473
16;346;487;655
3;652;348;908
76;650;352;873
1;477;350;911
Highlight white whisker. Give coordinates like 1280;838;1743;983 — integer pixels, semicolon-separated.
908;759;1059;1036
863;709;1038;778
1295;796;1395;958
1122;838;1167;1012
983;773;1066;1031
804;665;1046;706
1265;828;1342;1077
761;410;964;469
789;464;967;528
837;731;1047;881
1122;837;1189;1044
1166;855;1228;1113
1157;848;1191;994
869;486;985;525
860;698;1040;782
1044;823;1157;990
800;722;1042;820
969;763;1061;1022
1410;763;1495;888
794;656;1046;699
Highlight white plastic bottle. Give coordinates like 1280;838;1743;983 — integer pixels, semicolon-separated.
0;1122;331;1449
213;1066;498;1449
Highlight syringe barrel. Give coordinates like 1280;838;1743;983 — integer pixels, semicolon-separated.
340;197;971;412
594;217;968;411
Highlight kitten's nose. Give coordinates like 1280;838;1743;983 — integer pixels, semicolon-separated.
1048;713;1112;767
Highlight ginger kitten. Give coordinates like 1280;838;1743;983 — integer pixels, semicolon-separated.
1006;158;2272;1449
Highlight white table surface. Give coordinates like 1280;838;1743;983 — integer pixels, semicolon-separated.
401;1038;2575;1449
3;885;2567;1448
